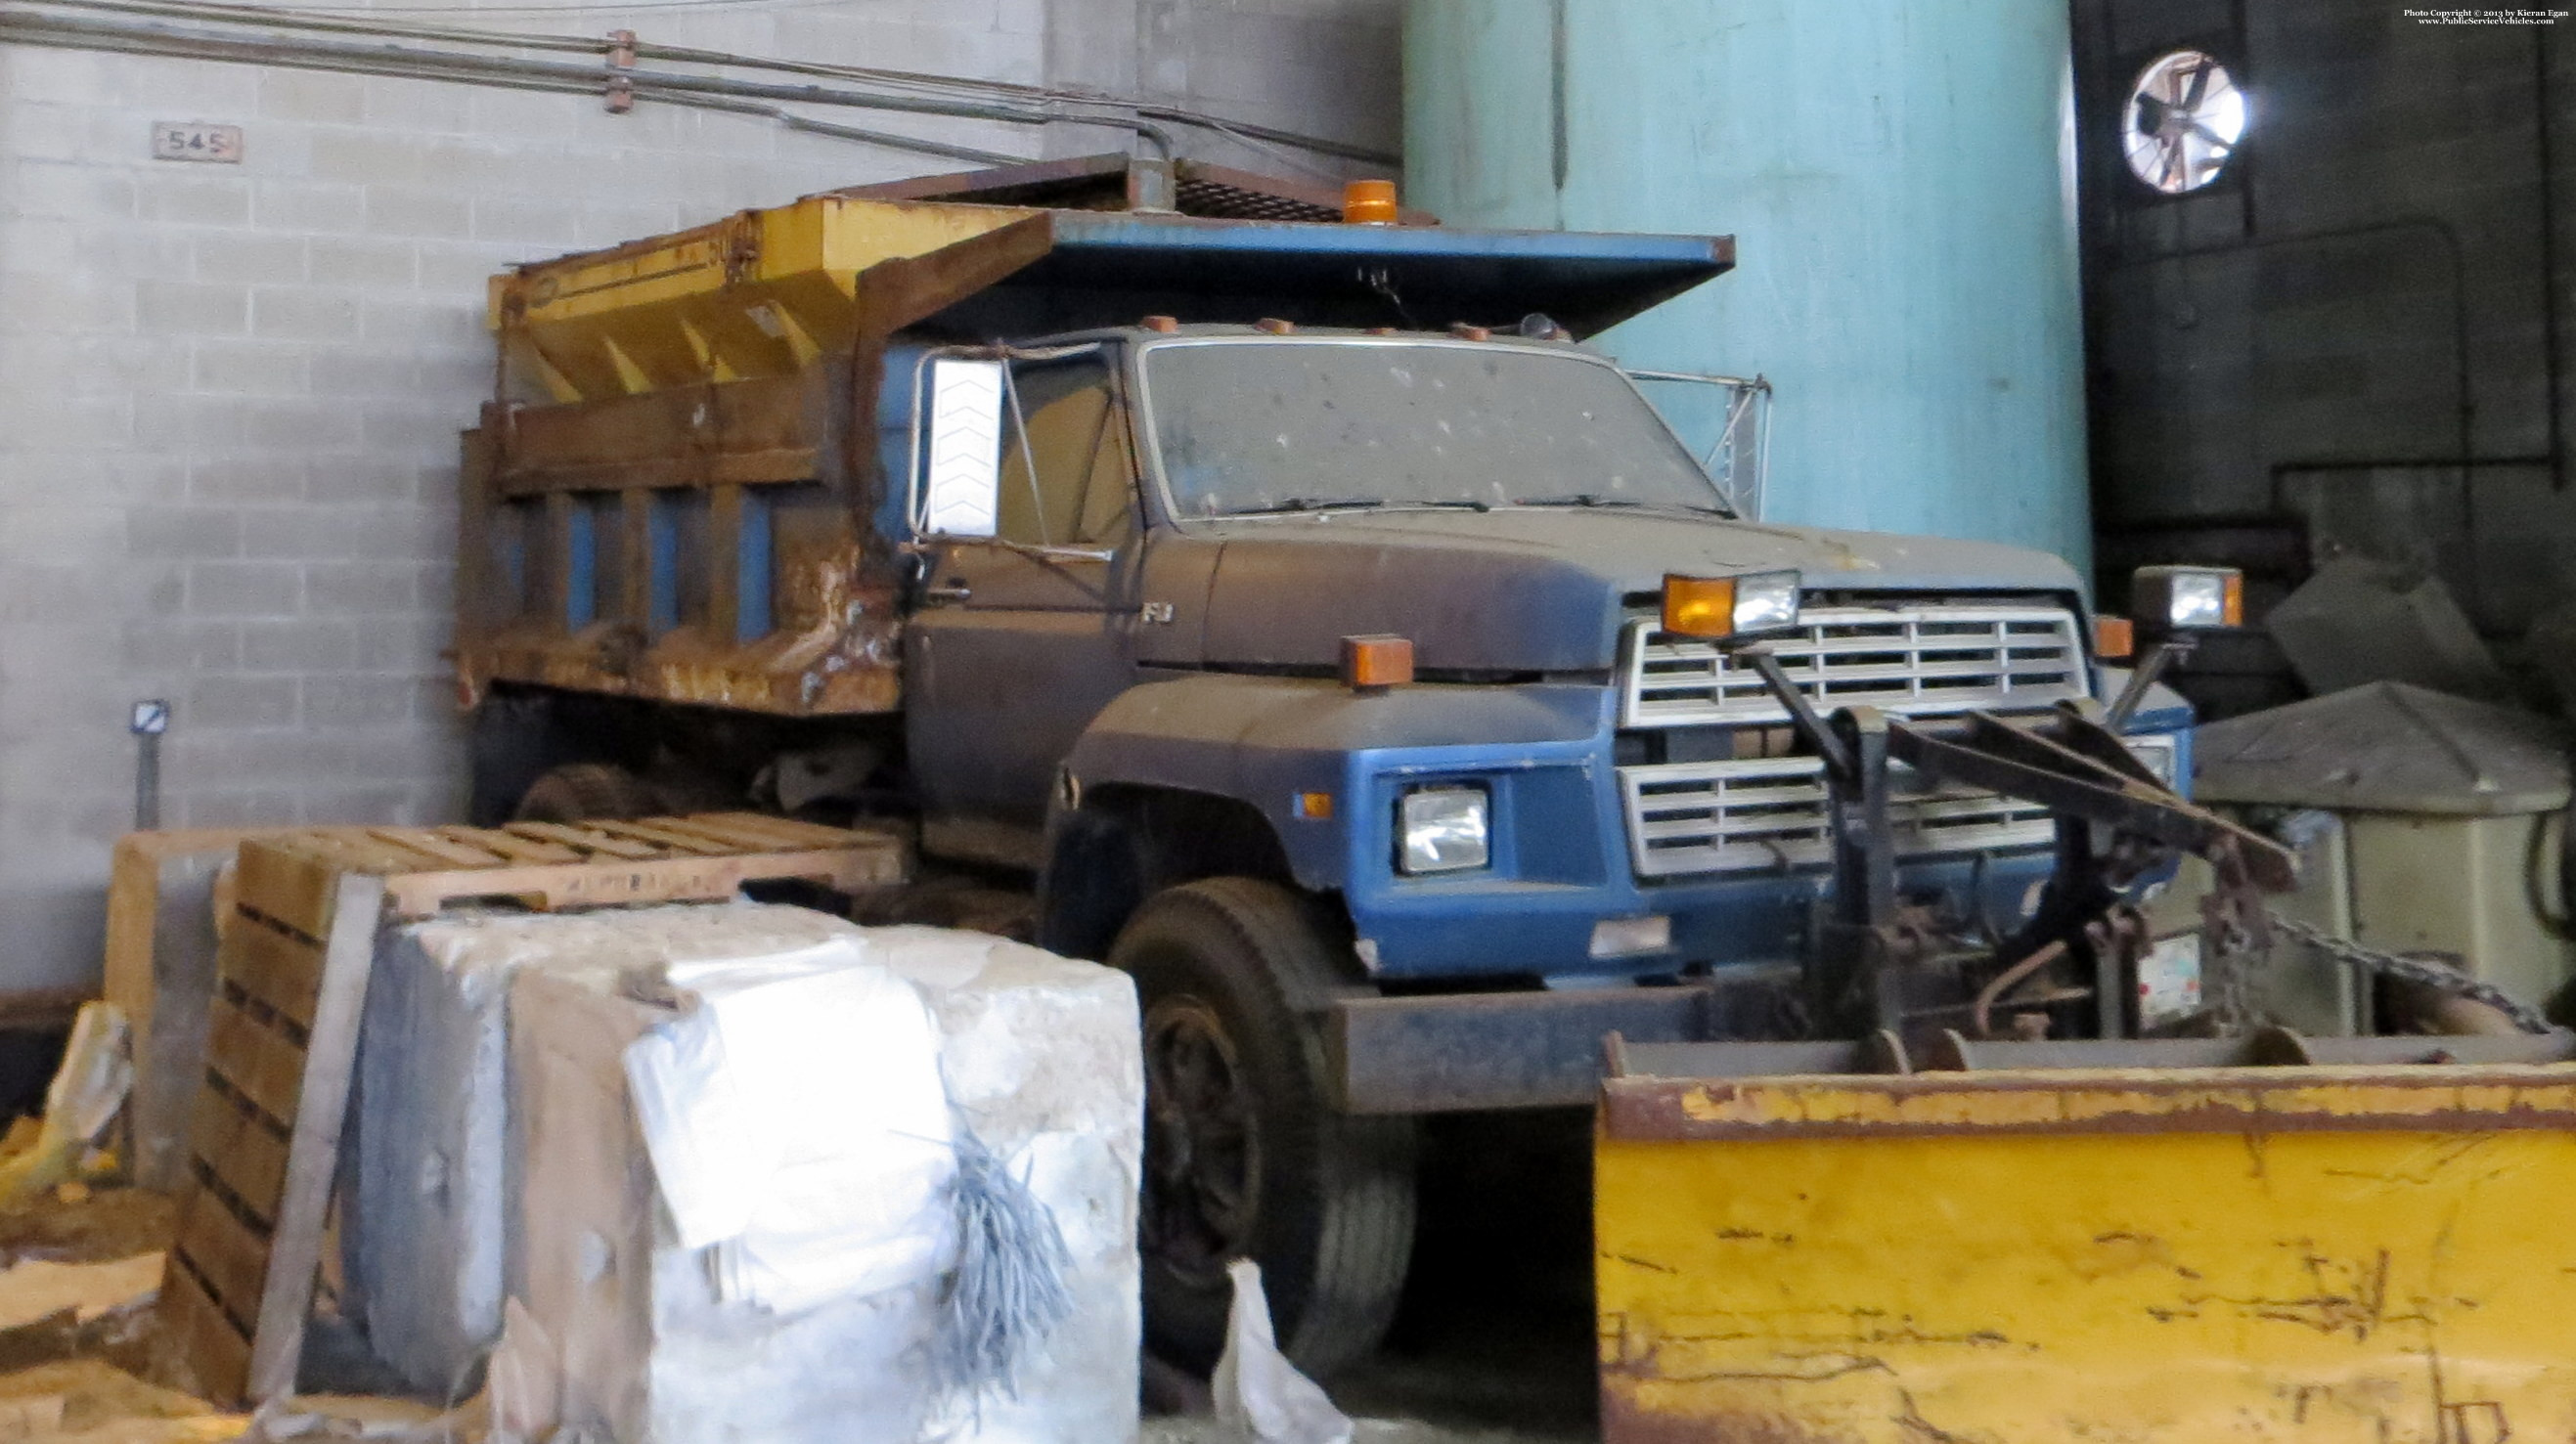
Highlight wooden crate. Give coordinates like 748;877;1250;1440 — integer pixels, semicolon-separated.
155;813;905;1406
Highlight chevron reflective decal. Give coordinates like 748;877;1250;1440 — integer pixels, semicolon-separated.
921;357;1003;538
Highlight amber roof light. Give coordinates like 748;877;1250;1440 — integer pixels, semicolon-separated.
1343;179;1399;225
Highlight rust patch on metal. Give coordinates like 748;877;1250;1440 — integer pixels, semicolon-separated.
1602;1382;1861;1444
1891;1391;1975;1444
1600;1066;2576;1142
847;214;1058;335
456;490;903;718
489;371;828;496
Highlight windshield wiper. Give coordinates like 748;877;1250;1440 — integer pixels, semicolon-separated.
1515;493;1640;507
1515;493;1728;515
1225;498;1389;516
1224;497;1495;516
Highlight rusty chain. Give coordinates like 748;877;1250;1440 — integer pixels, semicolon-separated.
2198;842;2271;1037
2192;830;2550;1035
2205;929;2257;1037
2263;911;2553;1035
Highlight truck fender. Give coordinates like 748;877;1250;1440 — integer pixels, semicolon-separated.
1058;672;1606;893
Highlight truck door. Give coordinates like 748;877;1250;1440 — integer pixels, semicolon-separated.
905;350;1141;865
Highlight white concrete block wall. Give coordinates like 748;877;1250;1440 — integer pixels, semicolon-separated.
0;0;1399;993
1045;0;1402;173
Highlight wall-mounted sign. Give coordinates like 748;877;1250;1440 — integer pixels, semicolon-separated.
152;122;244;163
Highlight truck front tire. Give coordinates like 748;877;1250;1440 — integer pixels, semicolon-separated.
1106;877;1417;1379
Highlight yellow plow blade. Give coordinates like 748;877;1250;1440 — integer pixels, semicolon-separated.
1598;1037;2576;1443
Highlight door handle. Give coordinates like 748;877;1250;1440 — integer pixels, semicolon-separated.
922;580;972;603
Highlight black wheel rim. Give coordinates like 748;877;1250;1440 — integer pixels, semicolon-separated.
1141;994;1259;1288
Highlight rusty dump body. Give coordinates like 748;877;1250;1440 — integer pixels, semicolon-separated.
452;154;1732;718
1597;1032;2576;1443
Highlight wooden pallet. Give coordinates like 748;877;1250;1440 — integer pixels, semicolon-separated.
155;813;904;1406
242;812;906;920
105;826;314;1192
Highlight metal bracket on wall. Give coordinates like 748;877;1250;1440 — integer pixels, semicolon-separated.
129;699;168;831
604;28;636;114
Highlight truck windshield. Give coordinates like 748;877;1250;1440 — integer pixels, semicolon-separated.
1140;339;1729;518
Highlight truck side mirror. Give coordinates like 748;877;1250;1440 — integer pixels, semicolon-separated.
916;357;1005;539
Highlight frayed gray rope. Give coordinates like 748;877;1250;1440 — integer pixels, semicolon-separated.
928;1115;1074;1413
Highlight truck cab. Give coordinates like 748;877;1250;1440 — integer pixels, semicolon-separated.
454;156;2193;1377
907;320;2133;985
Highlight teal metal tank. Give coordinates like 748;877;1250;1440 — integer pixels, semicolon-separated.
1405;0;2091;571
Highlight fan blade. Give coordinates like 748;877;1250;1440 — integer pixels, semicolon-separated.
2181;59;2211;109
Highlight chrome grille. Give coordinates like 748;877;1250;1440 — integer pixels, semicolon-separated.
1621;604;2088;729
1619;734;2179;879
1619;757;2057;878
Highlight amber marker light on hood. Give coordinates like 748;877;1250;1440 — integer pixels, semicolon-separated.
2094;614;2135;660
1341;634;1414;692
1663;570;1799;639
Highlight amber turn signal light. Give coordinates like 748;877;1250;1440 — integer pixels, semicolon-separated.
1341;634;1414;692
1663;570;1799;639
1662;575;1738;639
2094;614;2135;660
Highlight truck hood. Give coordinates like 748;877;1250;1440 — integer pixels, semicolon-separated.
1190;509;2085;674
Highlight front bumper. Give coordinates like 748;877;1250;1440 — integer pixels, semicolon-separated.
1349;852;2061;983
1330;980;1866;1113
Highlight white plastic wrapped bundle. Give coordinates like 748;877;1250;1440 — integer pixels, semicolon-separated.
484;905;1140;1444
870;929;1146;1442
346;904;862;1398
511;958;942;1444
623;941;959;1311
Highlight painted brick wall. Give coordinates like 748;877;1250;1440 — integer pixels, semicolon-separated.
0;0;1399;993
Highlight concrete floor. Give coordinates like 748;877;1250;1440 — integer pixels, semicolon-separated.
1144;1111;1602;1444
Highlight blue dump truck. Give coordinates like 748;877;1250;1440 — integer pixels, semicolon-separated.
456;156;2263;1374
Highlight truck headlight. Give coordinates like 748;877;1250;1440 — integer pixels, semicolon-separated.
1398;786;1489;874
1663;569;1800;639
2124;733;2180;788
2131;565;2243;634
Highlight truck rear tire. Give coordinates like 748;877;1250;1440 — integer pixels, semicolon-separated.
511;763;659;823
1106;877;1417;1379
